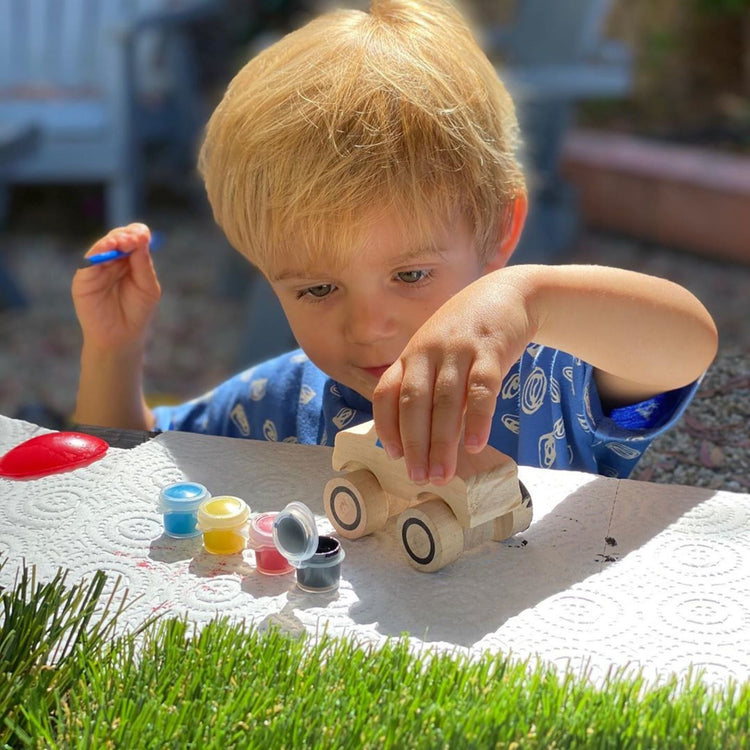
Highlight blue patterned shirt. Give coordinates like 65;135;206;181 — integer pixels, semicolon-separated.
153;345;699;478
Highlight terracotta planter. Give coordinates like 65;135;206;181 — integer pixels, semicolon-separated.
561;129;750;264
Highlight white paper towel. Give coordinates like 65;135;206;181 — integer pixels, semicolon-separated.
1;415;748;689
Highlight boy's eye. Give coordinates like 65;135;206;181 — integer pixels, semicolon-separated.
299;283;334;299
397;270;429;283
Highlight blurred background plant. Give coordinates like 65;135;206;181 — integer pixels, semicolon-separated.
582;0;750;150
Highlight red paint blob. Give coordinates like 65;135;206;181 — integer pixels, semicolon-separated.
0;432;109;479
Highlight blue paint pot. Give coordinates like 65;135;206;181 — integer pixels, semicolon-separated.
158;482;210;538
272;501;345;593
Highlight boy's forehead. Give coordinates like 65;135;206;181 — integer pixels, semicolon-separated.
264;234;365;280
265;206;470;280
268;223;473;281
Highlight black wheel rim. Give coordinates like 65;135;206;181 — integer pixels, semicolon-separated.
401;517;435;566
329;485;362;532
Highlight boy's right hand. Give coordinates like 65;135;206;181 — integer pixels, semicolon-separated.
72;224;162;351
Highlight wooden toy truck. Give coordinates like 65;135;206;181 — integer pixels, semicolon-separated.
323;421;532;572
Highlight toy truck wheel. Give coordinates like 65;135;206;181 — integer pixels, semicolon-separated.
323;469;389;539
514;481;533;533
493;480;534;540
397;498;463;573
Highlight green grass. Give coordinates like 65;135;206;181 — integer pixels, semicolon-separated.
2;561;749;749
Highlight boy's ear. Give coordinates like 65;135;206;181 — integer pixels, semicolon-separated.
482;194;528;273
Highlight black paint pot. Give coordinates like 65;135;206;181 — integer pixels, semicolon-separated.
273;501;345;593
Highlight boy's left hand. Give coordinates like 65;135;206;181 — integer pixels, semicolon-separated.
373;262;718;487
372;271;536;486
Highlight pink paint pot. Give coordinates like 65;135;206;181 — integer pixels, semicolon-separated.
248;512;294;575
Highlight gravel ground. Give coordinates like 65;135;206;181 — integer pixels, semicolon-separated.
1;188;747;493
567;234;749;493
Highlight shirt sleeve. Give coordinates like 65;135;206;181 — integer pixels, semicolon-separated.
577;359;701;478
608;387;698;431
151;350;328;442
496;344;701;478
152;368;257;438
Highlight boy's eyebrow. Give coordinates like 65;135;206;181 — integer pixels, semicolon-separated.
270;268;323;282
390;244;446;265
270;245;446;282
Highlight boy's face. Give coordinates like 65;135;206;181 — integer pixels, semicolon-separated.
268;212;498;400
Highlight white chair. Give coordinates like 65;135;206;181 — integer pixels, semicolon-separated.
0;0;220;226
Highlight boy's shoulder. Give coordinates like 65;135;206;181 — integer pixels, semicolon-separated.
152;349;325;439
222;349;328;438
237;349;328;399
219;349;372;444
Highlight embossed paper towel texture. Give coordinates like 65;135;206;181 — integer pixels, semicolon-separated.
1;415;749;688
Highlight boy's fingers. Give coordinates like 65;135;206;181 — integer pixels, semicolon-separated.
426;361;464;485
462;361;503;453
372;362;404;460
394;362;434;485
128;235;159;286
114;224;151;256
84;224;150;259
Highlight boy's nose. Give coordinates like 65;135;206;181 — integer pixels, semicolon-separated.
344;295;396;344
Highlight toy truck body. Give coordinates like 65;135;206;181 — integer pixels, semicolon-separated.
323;420;532;572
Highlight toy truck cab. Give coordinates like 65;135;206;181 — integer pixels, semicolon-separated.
323;420;532;572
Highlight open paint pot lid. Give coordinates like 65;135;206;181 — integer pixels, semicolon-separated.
272;501;319;567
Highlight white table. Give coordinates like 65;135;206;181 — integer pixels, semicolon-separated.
1;414;748;689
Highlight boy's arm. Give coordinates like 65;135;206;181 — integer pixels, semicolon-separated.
75;342;155;430
72;224;161;431
373;264;718;485
525;264;718;407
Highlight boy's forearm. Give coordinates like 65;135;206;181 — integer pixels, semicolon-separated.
74;343;155;431
512;264;718;405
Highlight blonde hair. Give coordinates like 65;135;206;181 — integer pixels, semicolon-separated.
199;0;525;275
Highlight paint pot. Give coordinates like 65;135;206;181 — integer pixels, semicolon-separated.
247;512;294;575
158;482;210;538
272;501;345;593
196;495;250;555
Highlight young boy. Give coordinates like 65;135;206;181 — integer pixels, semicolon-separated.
72;0;717;486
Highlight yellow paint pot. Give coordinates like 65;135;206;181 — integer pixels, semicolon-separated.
196;495;250;555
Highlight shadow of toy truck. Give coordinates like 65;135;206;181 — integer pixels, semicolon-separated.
323;421;532;572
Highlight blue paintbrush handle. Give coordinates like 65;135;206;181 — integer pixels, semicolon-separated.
79;232;164;268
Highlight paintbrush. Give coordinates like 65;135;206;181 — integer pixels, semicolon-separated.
78;231;164;268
